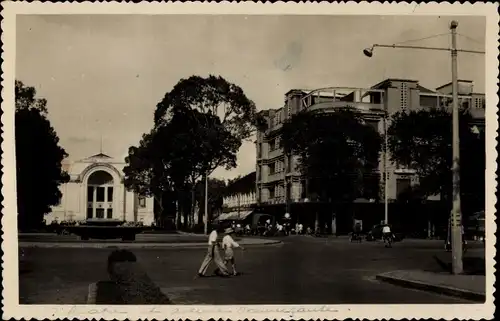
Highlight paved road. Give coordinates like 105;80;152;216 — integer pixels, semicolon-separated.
18;233;209;243
19;236;484;304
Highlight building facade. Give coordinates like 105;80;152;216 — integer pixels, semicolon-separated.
255;78;485;208
45;153;155;225
220;172;257;221
223;192;257;210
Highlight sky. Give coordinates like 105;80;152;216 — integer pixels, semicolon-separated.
16;14;486;180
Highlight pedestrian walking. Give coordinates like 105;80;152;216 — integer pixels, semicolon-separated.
197;225;230;278
222;228;245;276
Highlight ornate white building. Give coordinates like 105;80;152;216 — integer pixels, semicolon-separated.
45;153;155;225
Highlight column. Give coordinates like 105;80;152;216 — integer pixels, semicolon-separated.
92;187;97;218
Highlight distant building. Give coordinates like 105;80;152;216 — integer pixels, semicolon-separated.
46;153;155;225
255;78;485;208
220;172;257;221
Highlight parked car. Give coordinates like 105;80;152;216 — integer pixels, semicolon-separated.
366;224;404;242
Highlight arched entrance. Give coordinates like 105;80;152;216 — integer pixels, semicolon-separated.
86;170;114;219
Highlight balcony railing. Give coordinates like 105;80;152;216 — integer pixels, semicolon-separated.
307;101;385;113
261;196;286;204
267;171;285;182
419;93;484;119
301;87;386;111
268;147;284;160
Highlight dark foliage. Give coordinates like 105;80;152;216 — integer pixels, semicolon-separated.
282;108;382;203
15;80;69;231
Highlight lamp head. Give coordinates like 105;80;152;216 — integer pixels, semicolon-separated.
363;47;374;58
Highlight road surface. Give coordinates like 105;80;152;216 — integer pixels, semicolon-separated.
19;235;484;304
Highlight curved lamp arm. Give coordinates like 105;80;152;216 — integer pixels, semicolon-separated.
363;44;485;57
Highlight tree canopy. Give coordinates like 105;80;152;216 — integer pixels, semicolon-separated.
387;108;485;213
282;109;382;203
154;75;266;141
124;75;263;228
15;80;69;230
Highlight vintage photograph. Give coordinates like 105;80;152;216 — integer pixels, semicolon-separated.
2;2;497;320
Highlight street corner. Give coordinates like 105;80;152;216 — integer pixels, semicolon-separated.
375;270;486;302
238;238;283;247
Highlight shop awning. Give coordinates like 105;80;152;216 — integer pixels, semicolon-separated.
216;210;254;221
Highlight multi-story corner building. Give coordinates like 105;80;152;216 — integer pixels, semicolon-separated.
255;78;485;211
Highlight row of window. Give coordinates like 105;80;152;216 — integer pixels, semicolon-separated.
270;111;283;128
400;83;409;111
259;178;410;201
473;97;486;109
86;199;146;219
87;207;113;219
268;185;285;199
87;186;113;202
269;137;281;151
268;160;285;175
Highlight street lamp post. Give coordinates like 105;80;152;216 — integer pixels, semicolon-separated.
449;21;463;274
384;109;389;225
363;21;484;275
204;172;208;235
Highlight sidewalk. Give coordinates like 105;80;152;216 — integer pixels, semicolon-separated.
376;270;486;302
19;237;283;249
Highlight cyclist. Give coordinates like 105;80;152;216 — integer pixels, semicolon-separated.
382;222;393;247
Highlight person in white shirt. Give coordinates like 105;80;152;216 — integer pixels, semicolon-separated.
222;228;245;276
382;223;392;243
197;226;230;277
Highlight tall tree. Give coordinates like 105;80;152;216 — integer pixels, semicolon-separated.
124;95;250;228
282;109;382;203
387;108;485;216
15;80;69;230
150;75;264;227
154;75;266;142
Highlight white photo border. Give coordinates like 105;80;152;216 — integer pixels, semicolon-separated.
2;1;497;320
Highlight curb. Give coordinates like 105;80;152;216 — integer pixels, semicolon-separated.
18;240;283;249
375;274;486;302
87;282;97;304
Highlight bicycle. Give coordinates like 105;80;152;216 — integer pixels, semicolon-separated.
383;233;393;248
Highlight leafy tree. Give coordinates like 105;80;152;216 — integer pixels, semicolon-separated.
129;75;264;229
154;75;266;142
16;80;48;114
282;108;382;203
387;108;485;216
124;74;263;229
15;80;69;230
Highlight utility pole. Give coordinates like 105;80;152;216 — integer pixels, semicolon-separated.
204;173;208;235
384;106;389;224
450;20;463;274
363;20;484;275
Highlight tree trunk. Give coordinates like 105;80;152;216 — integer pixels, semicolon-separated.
314;211;319;233
190;186;196;228
331;212;337;237
175;201;180;230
